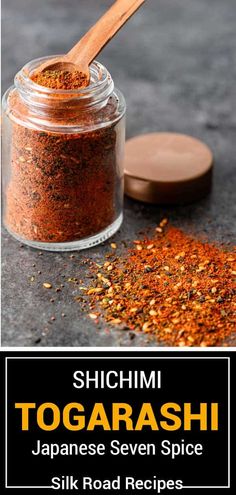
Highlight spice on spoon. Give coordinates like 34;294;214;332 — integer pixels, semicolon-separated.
31;69;89;90
85;223;236;346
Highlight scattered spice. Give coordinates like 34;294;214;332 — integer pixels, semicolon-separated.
85;224;236;346
31;69;89;90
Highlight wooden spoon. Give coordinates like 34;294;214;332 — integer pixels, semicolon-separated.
36;0;146;84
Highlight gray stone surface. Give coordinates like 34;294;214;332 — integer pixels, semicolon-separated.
2;0;236;347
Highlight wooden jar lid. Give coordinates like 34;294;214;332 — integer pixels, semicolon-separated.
124;133;213;204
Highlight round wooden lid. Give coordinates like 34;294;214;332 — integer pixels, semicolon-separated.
124;133;213;204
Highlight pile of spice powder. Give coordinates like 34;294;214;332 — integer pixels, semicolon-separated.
5;90;122;243
31;69;89;90
85;223;236;346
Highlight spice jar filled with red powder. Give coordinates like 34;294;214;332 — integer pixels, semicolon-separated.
2;56;126;250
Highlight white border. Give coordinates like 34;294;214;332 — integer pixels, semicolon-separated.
5;356;230;490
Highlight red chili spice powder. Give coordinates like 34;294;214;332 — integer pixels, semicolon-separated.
86;222;236;346
31;69;89;90
5;92;121;243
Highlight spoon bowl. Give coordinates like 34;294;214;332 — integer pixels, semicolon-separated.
39;57;88;75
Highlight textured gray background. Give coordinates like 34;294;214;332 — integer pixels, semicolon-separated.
2;0;236;347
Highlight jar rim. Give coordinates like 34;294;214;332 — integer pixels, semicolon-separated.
14;56;114;104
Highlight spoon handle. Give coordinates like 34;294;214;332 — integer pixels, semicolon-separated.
66;0;146;66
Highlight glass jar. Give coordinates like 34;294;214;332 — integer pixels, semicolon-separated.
2;56;126;251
